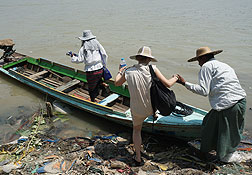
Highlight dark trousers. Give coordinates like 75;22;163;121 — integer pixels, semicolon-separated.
86;68;103;102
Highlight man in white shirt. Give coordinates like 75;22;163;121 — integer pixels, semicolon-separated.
177;47;246;163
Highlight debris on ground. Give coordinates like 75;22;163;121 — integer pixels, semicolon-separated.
0;103;251;174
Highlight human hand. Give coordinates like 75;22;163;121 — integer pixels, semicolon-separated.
66;51;73;57
172;74;179;80
176;74;186;86
117;66;126;76
119;65;127;72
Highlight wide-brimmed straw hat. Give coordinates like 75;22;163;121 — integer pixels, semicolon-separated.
188;46;223;62
78;30;96;41
130;46;157;62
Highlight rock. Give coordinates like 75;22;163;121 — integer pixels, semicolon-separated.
2;162;22;173
141;161;159;171
179;168;205;175
138;168;148;175
110;160;128;169
0;158;10;166
102;166;117;174
95;142;118;160
157;163;169;171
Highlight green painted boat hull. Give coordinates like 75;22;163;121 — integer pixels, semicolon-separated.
0;55;207;140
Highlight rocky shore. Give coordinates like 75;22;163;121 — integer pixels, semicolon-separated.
0;103;251;174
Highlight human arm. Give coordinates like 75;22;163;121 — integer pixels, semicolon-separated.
114;67;126;86
180;66;212;96
70;47;85;64
155;67;178;88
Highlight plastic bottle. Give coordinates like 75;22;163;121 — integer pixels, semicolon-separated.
119;58;127;69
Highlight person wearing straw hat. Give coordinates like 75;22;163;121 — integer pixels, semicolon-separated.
67;30;108;102
177;46;246;163
114;46;178;166
0;39;16;62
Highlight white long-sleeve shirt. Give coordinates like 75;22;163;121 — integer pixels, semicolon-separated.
71;41;108;72
185;58;246;111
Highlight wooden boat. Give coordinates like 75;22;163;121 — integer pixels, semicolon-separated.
0;52;207;140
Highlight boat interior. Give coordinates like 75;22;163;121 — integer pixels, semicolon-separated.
1;52;195;117
1;53;130;113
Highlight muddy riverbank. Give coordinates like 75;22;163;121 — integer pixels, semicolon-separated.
0;103;252;174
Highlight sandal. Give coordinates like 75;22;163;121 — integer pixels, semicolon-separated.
132;156;144;167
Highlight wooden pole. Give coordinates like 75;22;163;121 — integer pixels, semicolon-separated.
45;102;53;118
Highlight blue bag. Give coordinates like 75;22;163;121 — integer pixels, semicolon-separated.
103;66;112;80
99;50;112;80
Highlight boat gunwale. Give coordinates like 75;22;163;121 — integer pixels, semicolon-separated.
1;56;207;117
0;54;207;140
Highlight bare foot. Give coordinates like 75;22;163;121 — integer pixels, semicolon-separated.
94;99;100;103
102;82;109;87
87;98;100;103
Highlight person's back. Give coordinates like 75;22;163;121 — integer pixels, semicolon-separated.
67;30;108;102
201;58;246;110
114;46;178;165
125;64;154;118
177;46;247;163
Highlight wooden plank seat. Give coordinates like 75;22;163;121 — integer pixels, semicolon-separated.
44;78;63;86
40;79;60;87
24;71;33;75
99;93;120;106
29;70;48;79
23;72;33;76
55;79;80;91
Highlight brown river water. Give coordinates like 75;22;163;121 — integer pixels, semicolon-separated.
0;0;251;140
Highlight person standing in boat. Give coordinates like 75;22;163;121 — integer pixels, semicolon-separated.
68;30;108;102
177;47;246;163
114;46;178;165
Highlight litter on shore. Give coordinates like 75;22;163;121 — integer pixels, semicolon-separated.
0;103;251;174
